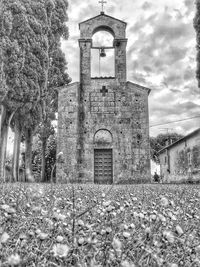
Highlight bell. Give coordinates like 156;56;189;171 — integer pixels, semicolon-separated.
100;48;106;57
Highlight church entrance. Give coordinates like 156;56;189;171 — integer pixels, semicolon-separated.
94;149;113;184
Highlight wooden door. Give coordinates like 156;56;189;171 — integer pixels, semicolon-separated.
94;149;113;184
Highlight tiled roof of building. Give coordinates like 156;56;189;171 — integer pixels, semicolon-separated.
158;128;200;155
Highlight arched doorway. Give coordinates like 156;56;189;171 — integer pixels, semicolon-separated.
94;129;113;184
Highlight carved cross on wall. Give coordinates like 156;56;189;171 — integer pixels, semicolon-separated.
100;86;108;96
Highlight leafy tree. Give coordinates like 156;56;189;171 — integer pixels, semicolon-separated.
32;133;56;182
1;0;69;182
0;0;26;182
0;0;54;182
150;133;184;162
194;0;200;87
39;0;70;183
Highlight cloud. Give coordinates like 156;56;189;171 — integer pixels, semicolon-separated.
183;66;195;81
141;2;152;10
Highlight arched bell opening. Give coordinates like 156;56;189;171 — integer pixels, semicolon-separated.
91;30;115;78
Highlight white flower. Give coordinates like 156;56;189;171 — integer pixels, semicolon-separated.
53;212;66;221
176;225;184;236
123;232;131;238
78;237;85;245
52;243;70;258
112;237;122;251
103;200;111;207
121;260;135;267
56;235;64;243
77;219;84;227
159;214;166;223
7;254;21;266
160;196;169;207
0;232;10;244
163;230;174;243
1;204;16;214
38;232;48;240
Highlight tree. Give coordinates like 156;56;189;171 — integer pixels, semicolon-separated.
32;132;57;182
38;0;70;183
0;0;54;182
150;133;184;162
0;0;70;183
194;0;200;87
0;0;26;182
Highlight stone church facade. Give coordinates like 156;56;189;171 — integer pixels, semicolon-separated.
57;12;151;183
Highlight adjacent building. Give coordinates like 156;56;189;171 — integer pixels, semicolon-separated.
158;128;200;182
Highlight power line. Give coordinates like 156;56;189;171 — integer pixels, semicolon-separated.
150;115;200;128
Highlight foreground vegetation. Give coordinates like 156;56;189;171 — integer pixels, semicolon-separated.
0;183;200;266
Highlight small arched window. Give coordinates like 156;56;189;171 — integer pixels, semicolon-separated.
94;129;112;144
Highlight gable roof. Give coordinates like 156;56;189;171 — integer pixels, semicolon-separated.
79;12;127;27
158;128;200;155
126;81;151;95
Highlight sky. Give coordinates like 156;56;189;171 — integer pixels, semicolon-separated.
61;0;200;137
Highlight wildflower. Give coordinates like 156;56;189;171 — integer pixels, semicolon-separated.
0;232;10;244
105;227;112;233
53;212;66;221
150;214;157;220
123;232;131;238
112;237;122;251
130;223;135;229
160;196;169;207
163;230;174;243
7;254;21;266
196;245;200;253
38;232;48;240
56;235;64;243
1;204;16;214
107;205;114;212
52;243;70;258
175;225;184;236
121;260;135;267
145;227;151;236
123;224;129;230
103;200;111;207
158;214;166;223
78;237;85;245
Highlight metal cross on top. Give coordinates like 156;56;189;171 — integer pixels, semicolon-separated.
100;86;108;96
99;0;107;12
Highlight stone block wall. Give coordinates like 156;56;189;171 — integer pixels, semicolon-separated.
57;78;151;183
57;83;79;182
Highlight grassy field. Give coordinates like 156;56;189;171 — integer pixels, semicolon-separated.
0;183;200;267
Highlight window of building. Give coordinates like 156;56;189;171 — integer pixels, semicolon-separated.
187;152;192;165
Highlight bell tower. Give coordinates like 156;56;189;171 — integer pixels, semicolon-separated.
57;9;151;184
79;11;127;83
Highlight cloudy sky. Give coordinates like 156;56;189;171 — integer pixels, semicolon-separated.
61;0;200;137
